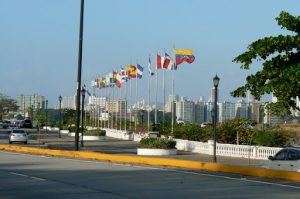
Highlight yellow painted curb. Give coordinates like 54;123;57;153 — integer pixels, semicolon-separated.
1;144;300;183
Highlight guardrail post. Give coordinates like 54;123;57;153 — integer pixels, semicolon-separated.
208;140;214;155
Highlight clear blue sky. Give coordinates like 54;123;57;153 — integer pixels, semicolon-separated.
0;0;299;107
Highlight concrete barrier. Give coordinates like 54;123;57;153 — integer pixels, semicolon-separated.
1;144;300;183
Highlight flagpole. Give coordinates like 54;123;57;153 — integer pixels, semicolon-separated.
148;56;151;131
118;81;122;130
163;50;166;130
155;53;158;129
124;77;127;132
129;74;132;131
171;48;176;135
135;67;138;132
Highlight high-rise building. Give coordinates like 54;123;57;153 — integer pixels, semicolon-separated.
106;99;126;114
248;102;263;123
176;97;195;123
235;99;248;119
219;101;236;122
17;94;45;112
195;99;206;124
165;95;178;113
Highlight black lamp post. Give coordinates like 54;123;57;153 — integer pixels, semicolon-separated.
81;85;86;147
45;100;48;135
212;75;220;163
141;110;145;125
75;0;85;151
59;96;62;138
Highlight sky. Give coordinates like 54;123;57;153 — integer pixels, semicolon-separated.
0;0;299;107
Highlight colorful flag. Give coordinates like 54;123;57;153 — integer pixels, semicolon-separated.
148;57;154;76
116;73;122;88
120;67;128;82
174;49;195;66
163;52;173;70
126;65;137;78
137;64;144;78
156;54;164;69
112;71;117;83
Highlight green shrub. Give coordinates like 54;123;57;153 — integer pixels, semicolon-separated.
84;129;106;136
139;138;176;149
173;124;211;141
253;129;288;147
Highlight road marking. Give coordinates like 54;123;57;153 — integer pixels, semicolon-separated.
2;150;300;189
10;172;28;177
9;172;46;181
30;176;46;181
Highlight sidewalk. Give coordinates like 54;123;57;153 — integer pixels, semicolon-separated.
40;134;261;167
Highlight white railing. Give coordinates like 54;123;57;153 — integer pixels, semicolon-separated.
101;128;283;159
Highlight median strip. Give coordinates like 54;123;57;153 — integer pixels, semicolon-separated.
1;144;300;183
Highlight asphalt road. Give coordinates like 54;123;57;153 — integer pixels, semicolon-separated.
1;151;300;199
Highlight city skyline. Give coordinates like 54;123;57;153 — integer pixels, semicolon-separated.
1;1;299;107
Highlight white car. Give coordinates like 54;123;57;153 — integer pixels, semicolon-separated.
9;129;28;144
8;124;19;131
261;147;300;172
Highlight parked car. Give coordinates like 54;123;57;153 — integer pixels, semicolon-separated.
9;129;28;144
260;147;300;172
22;119;32;128
8;124;19;131
2;120;11;129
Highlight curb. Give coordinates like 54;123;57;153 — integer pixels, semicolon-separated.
1;144;300;183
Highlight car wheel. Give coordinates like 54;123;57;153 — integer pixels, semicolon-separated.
9;141;12;144
24;141;27;144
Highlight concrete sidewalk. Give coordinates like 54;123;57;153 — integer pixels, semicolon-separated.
39;134;261;167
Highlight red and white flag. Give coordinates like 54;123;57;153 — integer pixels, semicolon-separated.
156;54;164;70
116;73;122;88
163;53;173;70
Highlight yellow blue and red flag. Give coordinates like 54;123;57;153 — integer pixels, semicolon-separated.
174;49;195;66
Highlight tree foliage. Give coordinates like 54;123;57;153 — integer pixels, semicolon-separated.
231;11;300;116
0;93;18;119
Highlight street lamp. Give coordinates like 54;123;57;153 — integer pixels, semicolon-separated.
45;100;48;135
81;85;86;147
212;75;220;163
59;96;62;138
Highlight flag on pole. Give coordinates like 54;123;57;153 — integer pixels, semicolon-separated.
163;52;173;70
112;71;117;83
116;73;122;88
174;49;195;66
126;65;137;78
120;67;128;82
137;64;144;79
156;54;164;69
148;57;154;76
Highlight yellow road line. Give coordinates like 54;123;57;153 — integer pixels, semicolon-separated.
1;144;299;183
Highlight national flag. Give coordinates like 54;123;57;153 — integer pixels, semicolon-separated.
156;54;164;69
116;73;122;88
174;49;195;66
137;64;143;79
163;52;173;70
126;65;137;78
148;57;154;76
120;67;128;82
112;71;117;83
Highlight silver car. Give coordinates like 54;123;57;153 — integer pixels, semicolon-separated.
261;147;300;172
9;129;28;144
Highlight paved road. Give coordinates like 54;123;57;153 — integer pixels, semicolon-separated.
0;128;262;167
1;151;300;199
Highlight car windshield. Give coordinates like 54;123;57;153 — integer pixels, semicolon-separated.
12;130;26;134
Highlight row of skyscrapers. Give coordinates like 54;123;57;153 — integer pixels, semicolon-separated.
17;90;300;125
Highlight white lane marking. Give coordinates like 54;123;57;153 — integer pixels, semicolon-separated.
2;151;300;189
10;172;28;177
30;176;46;181
9;172;46;181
